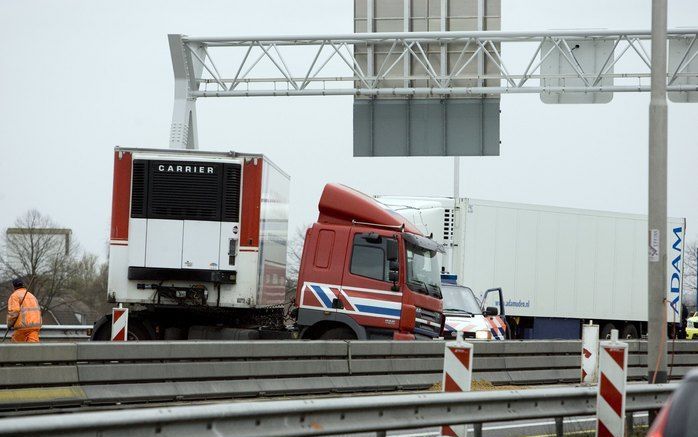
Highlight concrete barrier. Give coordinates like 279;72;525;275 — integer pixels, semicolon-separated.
0;339;695;413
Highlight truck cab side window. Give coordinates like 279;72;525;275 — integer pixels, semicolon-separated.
350;234;393;282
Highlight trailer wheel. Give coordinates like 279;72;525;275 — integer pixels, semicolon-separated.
90;315;154;341
90;315;112;341
318;327;356;340
600;323;616;339
621;323;639;339
126;319;154;341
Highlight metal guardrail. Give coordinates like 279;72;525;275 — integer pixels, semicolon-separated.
0;339;695;415
0;383;676;437
0;325;91;342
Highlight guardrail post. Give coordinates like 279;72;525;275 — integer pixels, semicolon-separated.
581;322;600;384
625;412;634;436
596;329;628;437
111;306;128;341
555;417;564;436
472;423;482;437
441;331;473;437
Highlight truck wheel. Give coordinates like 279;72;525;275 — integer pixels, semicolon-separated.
318;327;356;340
127;319;154;341
600;323;616;339
90;315;112;341
621;323;639;339
90;316;153;341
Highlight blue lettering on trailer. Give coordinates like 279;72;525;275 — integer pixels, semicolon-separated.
669;227;682;316
505;299;530;308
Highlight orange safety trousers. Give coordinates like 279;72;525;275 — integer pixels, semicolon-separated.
11;329;40;343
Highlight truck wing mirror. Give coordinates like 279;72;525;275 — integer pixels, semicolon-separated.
388;254;399;291
484;306;499;316
386;238;398;262
481;287;505;317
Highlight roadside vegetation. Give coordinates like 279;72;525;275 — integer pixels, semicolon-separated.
0;209;111;324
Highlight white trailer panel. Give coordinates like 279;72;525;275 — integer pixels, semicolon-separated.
378;196;686;323
108;147;289;309
458;199;684;323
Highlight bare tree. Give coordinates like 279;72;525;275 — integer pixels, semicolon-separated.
285;225;309;306
0;210;78;311
64;253;111;316
286;225;309;282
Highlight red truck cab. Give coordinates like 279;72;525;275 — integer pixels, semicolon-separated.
295;184;444;340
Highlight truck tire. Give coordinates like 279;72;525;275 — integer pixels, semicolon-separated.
90;315;112;341
318;327;356;340
90;315;154;341
163;327;186;340
621;323;639;339
126;319;154;341
600;323;616;340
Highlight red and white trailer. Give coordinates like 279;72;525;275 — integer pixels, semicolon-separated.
93;147;445;341
93;147;289;340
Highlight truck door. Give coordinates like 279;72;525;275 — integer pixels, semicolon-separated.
339;231;402;330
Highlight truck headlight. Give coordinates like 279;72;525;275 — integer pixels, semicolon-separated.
476;330;491;340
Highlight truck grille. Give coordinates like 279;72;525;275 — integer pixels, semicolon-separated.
221;164;241;222
415;307;442;338
131;161;147;218
443;209;454;243
130;160;241;223
148;161;221;220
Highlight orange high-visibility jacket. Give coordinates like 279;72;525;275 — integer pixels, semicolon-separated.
6;288;42;330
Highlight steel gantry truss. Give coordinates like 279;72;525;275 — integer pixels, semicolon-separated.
168;29;698;148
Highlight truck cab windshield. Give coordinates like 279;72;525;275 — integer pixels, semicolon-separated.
405;242;441;298
441;285;481;316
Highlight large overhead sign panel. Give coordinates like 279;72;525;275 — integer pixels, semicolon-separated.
353;0;502;157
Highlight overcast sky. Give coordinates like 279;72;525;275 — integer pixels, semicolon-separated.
1;0;697;260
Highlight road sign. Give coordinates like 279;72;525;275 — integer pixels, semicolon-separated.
541;38;615;104
353;0;501;157
596;330;628;437
581;323;600;384
353;98;499;156
441;331;473;437
111;307;128;341
668;36;698;103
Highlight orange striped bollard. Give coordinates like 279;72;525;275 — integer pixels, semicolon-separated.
442;331;474;437
596;329;628;437
581;323;600;384
111;306;128;341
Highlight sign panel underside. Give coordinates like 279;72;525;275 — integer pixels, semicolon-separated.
354;99;499;156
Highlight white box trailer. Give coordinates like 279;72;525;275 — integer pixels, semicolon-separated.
378;196;686;339
102;147;289;340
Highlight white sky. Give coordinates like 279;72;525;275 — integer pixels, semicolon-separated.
0;0;697;259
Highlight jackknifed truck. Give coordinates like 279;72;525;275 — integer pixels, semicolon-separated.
91;147;445;341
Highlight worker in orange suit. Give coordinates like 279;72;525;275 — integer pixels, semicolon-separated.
6;279;42;343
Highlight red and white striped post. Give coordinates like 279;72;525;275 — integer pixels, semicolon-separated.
442;331;474;437
111;306;128;341
596;329;628;437
581;322;600;384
